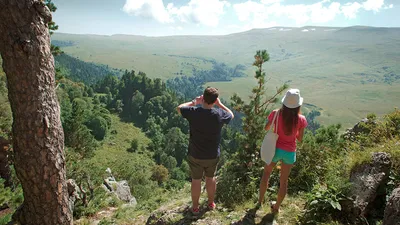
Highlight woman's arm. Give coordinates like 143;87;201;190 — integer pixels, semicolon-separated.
297;127;305;142
264;120;272;131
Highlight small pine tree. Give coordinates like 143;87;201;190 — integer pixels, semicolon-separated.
45;0;63;55
217;50;288;206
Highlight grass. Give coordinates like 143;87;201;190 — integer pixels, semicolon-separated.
0;213;12;225
88;114;150;169
346;138;400;176
105;182;307;225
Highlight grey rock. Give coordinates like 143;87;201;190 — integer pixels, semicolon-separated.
343;118;376;140
66;179;80;213
383;186;400;225
103;177;137;206
346;152;391;222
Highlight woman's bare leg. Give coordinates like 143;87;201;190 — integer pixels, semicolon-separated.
258;162;276;204
272;162;293;212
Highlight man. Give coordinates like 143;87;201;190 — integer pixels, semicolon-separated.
177;87;234;215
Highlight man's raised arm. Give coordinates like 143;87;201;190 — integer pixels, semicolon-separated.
216;98;234;119
176;95;203;115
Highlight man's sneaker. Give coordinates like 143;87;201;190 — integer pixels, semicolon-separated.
191;207;200;216
208;202;216;210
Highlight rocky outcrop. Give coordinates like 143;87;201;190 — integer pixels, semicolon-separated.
103;168;137;207
344;152;391;223
66;179;80;213
383;186;400;225
343;118;375;141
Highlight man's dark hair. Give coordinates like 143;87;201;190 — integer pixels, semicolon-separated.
203;87;219;105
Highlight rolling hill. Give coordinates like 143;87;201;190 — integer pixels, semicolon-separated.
51;26;400;128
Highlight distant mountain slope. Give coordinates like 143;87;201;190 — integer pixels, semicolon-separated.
51;26;400;127
54;54;122;85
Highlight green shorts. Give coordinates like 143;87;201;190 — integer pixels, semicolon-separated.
271;148;296;165
187;155;219;180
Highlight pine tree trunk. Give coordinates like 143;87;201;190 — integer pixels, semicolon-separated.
0;0;72;224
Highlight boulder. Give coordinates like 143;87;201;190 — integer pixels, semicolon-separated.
383;186;400;225
66;179;80;213
103;177;137;207
343;118;376;141
345;152;391;222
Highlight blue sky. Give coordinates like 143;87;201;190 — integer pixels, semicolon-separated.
53;0;399;36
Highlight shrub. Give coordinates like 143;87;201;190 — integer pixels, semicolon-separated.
128;139;139;152
86;116;108;140
290;124;343;193
73;187;122;218
299;184;349;224
151;165;169;185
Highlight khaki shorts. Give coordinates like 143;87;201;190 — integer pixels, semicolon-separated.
187;155;219;180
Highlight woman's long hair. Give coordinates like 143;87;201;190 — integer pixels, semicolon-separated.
281;105;301;135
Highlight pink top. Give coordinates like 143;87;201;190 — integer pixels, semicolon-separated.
268;110;308;152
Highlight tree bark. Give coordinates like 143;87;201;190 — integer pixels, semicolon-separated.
0;0;72;224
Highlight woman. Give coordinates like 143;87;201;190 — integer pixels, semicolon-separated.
258;88;308;213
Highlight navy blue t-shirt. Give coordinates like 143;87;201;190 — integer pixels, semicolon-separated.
180;106;232;159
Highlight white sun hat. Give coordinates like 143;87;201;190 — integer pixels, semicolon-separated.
281;88;303;108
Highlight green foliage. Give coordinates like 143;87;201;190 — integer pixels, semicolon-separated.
95;71;191;185
0;214;12;225
151;165;169;185
346;109;400;178
217;50;287;206
162;127;188;165
384;108;400;137
299;109;400;224
0;180;23;210
73;187;123;218
128;139;140;153
0;72;11;138
290;124;343;193
45;0;63;55
55;54;121;85
166;62;246;100
0;180;23;224
299;184;349;224
160;153;177;171
98;218;116;225
86;116;108;140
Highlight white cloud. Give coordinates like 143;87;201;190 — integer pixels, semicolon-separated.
123;0;230;27
309;1;341;23
383;3;393;9
234;1;265;22
234;0;342;26
260;0;282;5
169;0;230;27
233;0;392;27
169;26;183;30
123;0;173;23
362;0;384;11
342;2;362;18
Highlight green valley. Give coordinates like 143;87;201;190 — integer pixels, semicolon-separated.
52;26;400;128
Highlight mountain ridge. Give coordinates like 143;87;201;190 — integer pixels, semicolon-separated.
54;25;400;38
